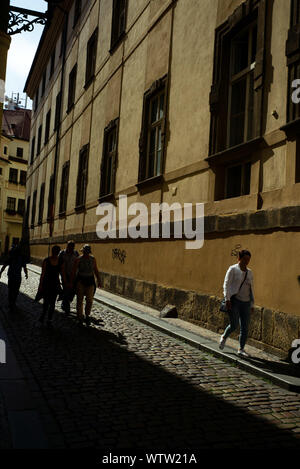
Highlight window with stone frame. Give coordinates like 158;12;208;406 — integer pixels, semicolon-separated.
209;0;267;155
138;76;167;183
17;198;25;216
6;197;16;213
3;146;7;155
54;91;62;131
38;183;45;225
9;168;18;184
76;145;89;209
44;109;51;144
31;190;37;228
67;64;77;111
25;195;30;228
19;170;26;186
50;49;55;78
47;175;55;220
73;0;81;27
85;29;98;88
16;147;23;158
59;161;70;215
37;125;42;155
100;119;118;198
41;70;46;97
110;0;127;51
30;136;35;164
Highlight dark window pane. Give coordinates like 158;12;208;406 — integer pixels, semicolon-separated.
251;25;257;64
243;162;251;195
230;78;246;146
231;30;249;75
226;165;242;198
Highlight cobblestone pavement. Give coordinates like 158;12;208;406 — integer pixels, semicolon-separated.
0;271;300;449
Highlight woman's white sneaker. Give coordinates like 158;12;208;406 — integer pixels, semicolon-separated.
238;349;249;357
219;335;226;350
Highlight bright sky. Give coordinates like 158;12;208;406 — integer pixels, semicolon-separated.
5;0;47;108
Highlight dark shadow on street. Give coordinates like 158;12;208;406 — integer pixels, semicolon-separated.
0;281;299;449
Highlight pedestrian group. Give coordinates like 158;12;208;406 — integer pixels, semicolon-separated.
0;241;101;328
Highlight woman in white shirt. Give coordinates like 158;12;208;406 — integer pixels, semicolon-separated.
219;250;254;357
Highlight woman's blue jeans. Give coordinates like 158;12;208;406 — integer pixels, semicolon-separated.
223;297;251;349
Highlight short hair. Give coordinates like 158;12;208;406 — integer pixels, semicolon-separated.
67;240;75;247
238;249;251;259
52;245;61;256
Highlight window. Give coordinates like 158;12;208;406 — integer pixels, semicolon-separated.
25;196;30;228
47;175;55;220
138;77;167;182
111;0;127;51
19;170;27;186
100;119;118;197
17;199;25;216
30;136;35;164
85;29;98;87
209;0;267;155
45;109;51;144
3;146;7;155
0;168;2;175
225;162;251;198
68;64;77;111
38;183;45;225
73;0;81;27
50;49;55;77
59;161;70;215
54;91;62;130
31;190;37;228
41;70;46;96
37;125;42;155
34;88;39;111
16;147;23;158
76;144;89;209
9;168;18;184
6;197;16;212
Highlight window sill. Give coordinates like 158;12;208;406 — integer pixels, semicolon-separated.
75;205;85;213
98;193;115;203
280;119;300;139
206;137;265;165
136;174;164;191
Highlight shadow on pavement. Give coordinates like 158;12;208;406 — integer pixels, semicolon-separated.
0;281;299;449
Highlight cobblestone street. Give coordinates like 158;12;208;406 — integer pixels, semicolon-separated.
0;270;300;450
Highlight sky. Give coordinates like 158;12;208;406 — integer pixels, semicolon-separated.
5;0;47;108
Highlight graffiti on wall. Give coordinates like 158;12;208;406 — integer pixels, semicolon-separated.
112;248;127;264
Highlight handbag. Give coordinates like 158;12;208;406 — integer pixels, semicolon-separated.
220;270;248;313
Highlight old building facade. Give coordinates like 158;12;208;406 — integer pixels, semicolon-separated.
0;109;30;255
25;0;300;356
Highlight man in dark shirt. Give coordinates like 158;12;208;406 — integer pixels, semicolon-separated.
0;245;28;312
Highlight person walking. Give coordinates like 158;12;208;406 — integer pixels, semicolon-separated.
219;249;254;357
0;244;28;312
58;240;79;315
71;244;101;326
38;245;61;327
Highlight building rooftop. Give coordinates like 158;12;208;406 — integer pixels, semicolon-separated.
2;109;31;141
